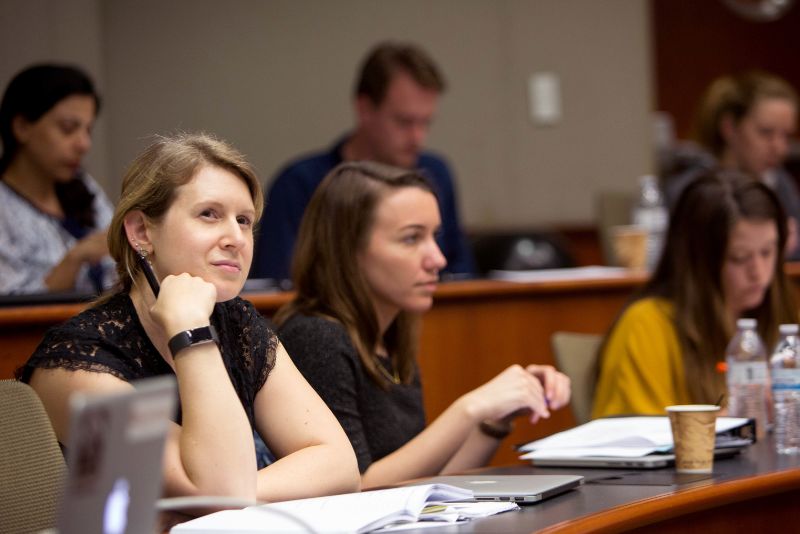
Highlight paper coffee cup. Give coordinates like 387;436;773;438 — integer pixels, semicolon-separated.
666;404;720;474
610;225;647;270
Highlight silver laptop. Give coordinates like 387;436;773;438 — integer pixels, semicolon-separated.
529;442;748;469
58;375;177;534
409;474;583;504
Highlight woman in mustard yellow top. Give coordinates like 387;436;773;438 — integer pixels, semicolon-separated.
593;170;797;418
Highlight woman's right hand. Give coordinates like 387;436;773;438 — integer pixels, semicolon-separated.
150;273;217;337
461;364;550;426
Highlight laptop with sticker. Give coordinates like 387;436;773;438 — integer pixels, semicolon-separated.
58;375;176;534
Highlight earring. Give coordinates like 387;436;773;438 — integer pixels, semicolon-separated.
135;241;151;260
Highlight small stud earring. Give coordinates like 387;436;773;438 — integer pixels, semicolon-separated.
135;242;151;260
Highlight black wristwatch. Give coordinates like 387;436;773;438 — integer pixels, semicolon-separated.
168;325;219;357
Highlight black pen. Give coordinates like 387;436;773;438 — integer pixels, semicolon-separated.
137;252;160;297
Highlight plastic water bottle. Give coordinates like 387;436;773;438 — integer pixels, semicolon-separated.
631;174;668;270
770;324;800;454
725;318;770;439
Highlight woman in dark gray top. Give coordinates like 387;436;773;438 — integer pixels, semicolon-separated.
274;161;571;488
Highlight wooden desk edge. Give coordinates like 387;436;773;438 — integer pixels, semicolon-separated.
537;468;800;534
5;263;800;325
0;273;647;326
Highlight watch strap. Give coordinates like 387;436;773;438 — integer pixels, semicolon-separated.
168;325;219;357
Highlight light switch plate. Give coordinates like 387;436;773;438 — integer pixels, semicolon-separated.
529;72;561;126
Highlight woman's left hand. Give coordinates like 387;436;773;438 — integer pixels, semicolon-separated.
525;364;571;411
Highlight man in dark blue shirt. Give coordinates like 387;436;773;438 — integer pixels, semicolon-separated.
251;42;475;282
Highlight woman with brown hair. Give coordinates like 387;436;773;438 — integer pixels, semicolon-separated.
274;161;570;488
18;133;360;502
664;70;800;258
594;170;797;418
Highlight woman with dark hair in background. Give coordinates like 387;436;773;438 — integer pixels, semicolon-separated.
0;64;114;294
274;161;570;488
594;170;797;418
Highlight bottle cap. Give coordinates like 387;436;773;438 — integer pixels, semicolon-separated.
779;324;799;334
736;318;757;329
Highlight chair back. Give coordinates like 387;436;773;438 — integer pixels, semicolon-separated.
470;231;575;276
551;332;602;424
0;379;66;534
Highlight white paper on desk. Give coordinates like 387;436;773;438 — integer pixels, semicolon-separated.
376;502;519;531
489;266;631;283
170;484;473;534
517;417;750;458
520;447;661;460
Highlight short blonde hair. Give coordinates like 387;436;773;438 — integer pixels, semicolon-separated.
107;132;263;294
693;71;797;157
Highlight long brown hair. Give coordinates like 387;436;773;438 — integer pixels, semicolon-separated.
273;161;436;389
692;71;797;158
105;132;262;297
603;170;796;404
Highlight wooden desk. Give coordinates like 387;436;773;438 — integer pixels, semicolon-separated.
0;271;647;464
157;435;800;533
4;265;800;466
412;436;800;533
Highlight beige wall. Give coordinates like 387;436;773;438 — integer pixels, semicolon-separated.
1;0;653;229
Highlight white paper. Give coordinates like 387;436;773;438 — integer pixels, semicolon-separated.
488;266;631;283
170;484;474;534
517;416;750;459
376;501;519;531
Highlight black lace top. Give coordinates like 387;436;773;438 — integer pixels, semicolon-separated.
18;293;277;429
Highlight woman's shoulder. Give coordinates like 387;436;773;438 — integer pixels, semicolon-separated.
613;297;676;340
62;292;131;330
278;313;362;385
624;297;673;319
0;180;49;225
280;313;349;342
217;297;277;341
279;313;356;361
22;293;147;381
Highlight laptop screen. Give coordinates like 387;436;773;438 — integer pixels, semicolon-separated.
59;376;176;534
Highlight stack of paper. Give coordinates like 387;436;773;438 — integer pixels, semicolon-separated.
170;484;515;534
518;416;751;460
489;266;631;283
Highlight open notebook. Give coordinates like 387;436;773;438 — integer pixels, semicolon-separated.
170;484;490;534
58;376;176;534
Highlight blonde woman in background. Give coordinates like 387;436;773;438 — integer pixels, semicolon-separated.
18;133;360;502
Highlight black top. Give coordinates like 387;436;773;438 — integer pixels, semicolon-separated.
18;293;277;429
278;313;426;473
